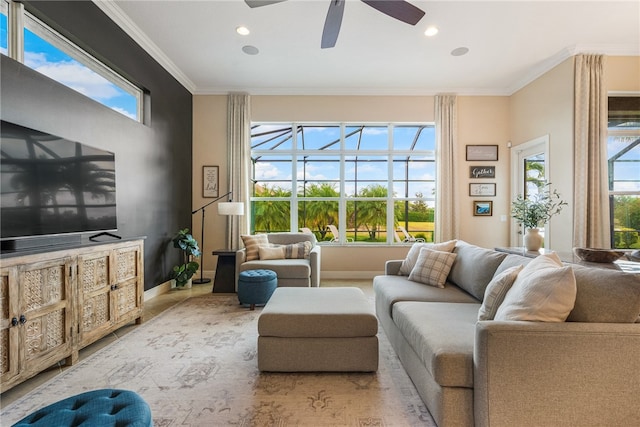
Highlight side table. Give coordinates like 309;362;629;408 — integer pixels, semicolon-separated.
212;249;236;293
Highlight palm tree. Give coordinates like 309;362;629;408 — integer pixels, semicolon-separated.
356;184;388;240
299;183;339;240
253;185;291;232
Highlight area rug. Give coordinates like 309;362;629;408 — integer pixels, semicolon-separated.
1;293;436;426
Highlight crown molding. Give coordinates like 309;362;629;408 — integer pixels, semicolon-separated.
507;44;640;95
92;0;196;93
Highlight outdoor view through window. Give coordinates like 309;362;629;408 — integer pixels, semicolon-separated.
250;124;435;244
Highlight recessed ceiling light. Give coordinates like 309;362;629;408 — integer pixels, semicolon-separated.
451;47;469;57
424;26;438;37
242;45;259;55
236;26;250;36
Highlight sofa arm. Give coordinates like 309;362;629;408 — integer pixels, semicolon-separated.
310;245;321;287
384;260;403;275
474;320;640;427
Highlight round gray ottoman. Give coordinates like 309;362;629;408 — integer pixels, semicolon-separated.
238;269;277;310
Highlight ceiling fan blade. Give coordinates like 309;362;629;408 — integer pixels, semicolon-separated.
361;0;425;25
321;0;345;49
245;0;287;8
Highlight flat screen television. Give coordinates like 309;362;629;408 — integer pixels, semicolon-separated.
1;120;117;245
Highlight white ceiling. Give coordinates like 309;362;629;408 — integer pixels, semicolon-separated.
99;0;639;96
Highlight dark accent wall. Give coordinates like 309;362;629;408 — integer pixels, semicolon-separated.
0;1;192;290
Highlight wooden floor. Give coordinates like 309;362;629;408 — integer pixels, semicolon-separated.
0;283;212;408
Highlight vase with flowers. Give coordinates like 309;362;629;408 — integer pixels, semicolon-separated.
511;184;567;251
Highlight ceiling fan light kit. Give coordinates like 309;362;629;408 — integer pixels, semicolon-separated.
245;0;426;49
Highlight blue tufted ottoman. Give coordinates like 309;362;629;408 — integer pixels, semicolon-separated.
12;389;152;427
238;269;278;310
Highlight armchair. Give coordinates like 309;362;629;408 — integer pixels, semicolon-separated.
235;232;321;290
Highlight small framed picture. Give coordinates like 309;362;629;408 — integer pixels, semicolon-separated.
203;165;219;198
473;201;493;216
469;165;495;179
469;183;496;197
466;145;499;161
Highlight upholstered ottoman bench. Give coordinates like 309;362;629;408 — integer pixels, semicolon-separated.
257;287;378;372
12;389;152;427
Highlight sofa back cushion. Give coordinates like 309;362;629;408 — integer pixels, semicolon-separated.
266;232;317;247
567;265;640;323
398;240;457;276
448;241;508;300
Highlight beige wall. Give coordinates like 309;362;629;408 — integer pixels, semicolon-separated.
509;57;575;253
509;56;639;254
192;56;638;280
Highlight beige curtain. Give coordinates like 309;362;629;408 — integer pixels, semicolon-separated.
435;95;459;242
226;93;251;250
573;54;610;248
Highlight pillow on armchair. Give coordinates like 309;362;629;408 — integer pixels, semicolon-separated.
241;234;269;261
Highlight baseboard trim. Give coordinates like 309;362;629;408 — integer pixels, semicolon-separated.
321;271;382;280
146;270;381;299
144;280;172;301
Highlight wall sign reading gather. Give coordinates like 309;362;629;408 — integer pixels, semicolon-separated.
469;166;495;179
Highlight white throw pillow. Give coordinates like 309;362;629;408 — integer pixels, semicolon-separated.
399;240;457;276
408;247;457;288
478;265;523;321
258;245;285;260
241;234;269;261
494;253;577;322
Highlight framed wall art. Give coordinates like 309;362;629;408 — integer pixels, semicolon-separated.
469;183;496;197
203;165;219;198
469;165;495;179
473;201;493;216
466;145;499;161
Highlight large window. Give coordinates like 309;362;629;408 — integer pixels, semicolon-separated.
250;123;436;244
608;96;640;249
1;0;142;121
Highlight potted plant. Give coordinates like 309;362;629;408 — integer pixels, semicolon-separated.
511;184;567;251
171;228;201;288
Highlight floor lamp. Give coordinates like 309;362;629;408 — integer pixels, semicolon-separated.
191;191;244;284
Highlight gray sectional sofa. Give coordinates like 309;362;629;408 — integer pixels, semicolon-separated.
373;240;640;427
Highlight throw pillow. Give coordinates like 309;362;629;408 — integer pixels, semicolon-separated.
258;245;285;260
281;241;312;259
494;253;577;322
408;247;457;288
241;234;269;261
398;239;457;276
478;265;523;321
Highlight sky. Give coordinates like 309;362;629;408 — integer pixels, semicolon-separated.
1;12;137;120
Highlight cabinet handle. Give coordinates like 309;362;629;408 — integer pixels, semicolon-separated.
19;314;27;324
11;317;18;327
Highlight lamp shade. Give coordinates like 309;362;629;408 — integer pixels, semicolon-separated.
217;202;244;216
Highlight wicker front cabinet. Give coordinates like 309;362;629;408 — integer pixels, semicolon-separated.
0;239;144;392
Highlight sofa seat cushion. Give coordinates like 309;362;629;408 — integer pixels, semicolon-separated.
393;301;480;388
373;275;479;318
240;259;310;279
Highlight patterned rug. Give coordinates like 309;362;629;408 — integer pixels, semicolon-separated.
1;293;436;426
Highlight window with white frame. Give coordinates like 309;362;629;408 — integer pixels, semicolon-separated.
608;96;640;249
1;0;142;122
250;123;436;244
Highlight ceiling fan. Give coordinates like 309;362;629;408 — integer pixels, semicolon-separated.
245;0;426;49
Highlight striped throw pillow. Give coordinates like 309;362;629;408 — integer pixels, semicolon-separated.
241;234;269;261
281;241;312;259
